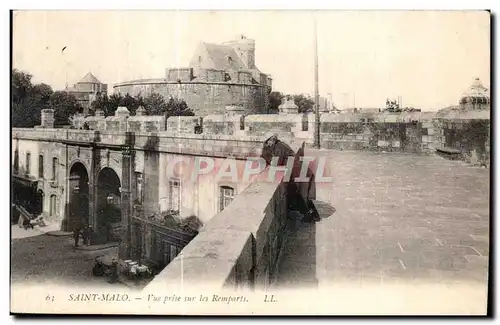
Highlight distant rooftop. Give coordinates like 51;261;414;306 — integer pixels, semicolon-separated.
198;43;246;71
462;77;489;98
78;72;102;84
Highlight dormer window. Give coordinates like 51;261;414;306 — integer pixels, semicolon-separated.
227;56;233;62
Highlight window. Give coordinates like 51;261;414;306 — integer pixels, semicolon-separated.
168;178;180;214
25;152;31;175
219;186;235;212
198;56;202;63
240;115;245;130
38;155;44;179
135;172;143;204
14;150;19;173
52;158;58;182
169;244;180;262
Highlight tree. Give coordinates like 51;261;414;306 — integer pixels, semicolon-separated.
143;93;168;115
90;93;123;117
49;91;83;126
165;97;194;118
90;93;109;114
120;93;143;115
12;69;33;104
269;91;284;114
90;91;194;118
107;94;123;116
293;94;315;113
12;69;55;127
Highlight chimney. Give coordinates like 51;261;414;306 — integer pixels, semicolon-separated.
40;109;55;128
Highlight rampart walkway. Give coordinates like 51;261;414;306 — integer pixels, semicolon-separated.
274;150;489;313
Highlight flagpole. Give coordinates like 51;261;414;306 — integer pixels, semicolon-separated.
313;15;321;149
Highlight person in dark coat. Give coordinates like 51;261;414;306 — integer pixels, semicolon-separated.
73;227;82;247
23;217;34;230
83;226;93;246
108;259;119;284
260;135;320;223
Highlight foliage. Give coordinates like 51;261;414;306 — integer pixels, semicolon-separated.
12;69;82;127
164;97;194;118
292;94;315;113
269;91;315;114
50;91;83;126
143;93;168;115
269;91;284;114
120;93;143;115
91;92;194;118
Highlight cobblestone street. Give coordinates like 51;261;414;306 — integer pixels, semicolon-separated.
10;226;119;288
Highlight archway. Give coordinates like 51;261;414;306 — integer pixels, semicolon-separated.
96;167;122;243
68;162;89;230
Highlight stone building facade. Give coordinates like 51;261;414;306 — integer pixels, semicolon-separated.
113;35;272;116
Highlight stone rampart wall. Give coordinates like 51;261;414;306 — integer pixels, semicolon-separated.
113;81;270;116
15;109;490;166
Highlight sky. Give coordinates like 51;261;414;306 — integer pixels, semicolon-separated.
12;10;490;111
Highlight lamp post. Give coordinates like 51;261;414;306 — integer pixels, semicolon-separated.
313;15;321;149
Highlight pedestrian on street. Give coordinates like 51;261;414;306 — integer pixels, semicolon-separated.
86;226;93;246
73;227;81;247
108;259;119;284
83;226;93;246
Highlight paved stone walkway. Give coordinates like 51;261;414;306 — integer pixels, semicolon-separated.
276;150;489;293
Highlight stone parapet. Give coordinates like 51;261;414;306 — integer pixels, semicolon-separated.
13;110;490;165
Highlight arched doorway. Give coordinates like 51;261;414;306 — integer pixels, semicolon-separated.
96;167;122;244
68;162;90;230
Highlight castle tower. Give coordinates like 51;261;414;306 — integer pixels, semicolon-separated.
223;34;256;69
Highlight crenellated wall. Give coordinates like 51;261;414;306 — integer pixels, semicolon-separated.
70;107;491;166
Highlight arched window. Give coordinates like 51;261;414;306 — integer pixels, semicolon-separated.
219;186;235;212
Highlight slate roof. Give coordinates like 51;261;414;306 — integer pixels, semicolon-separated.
461;77;489;99
201;43;246;71
78;72;102;84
